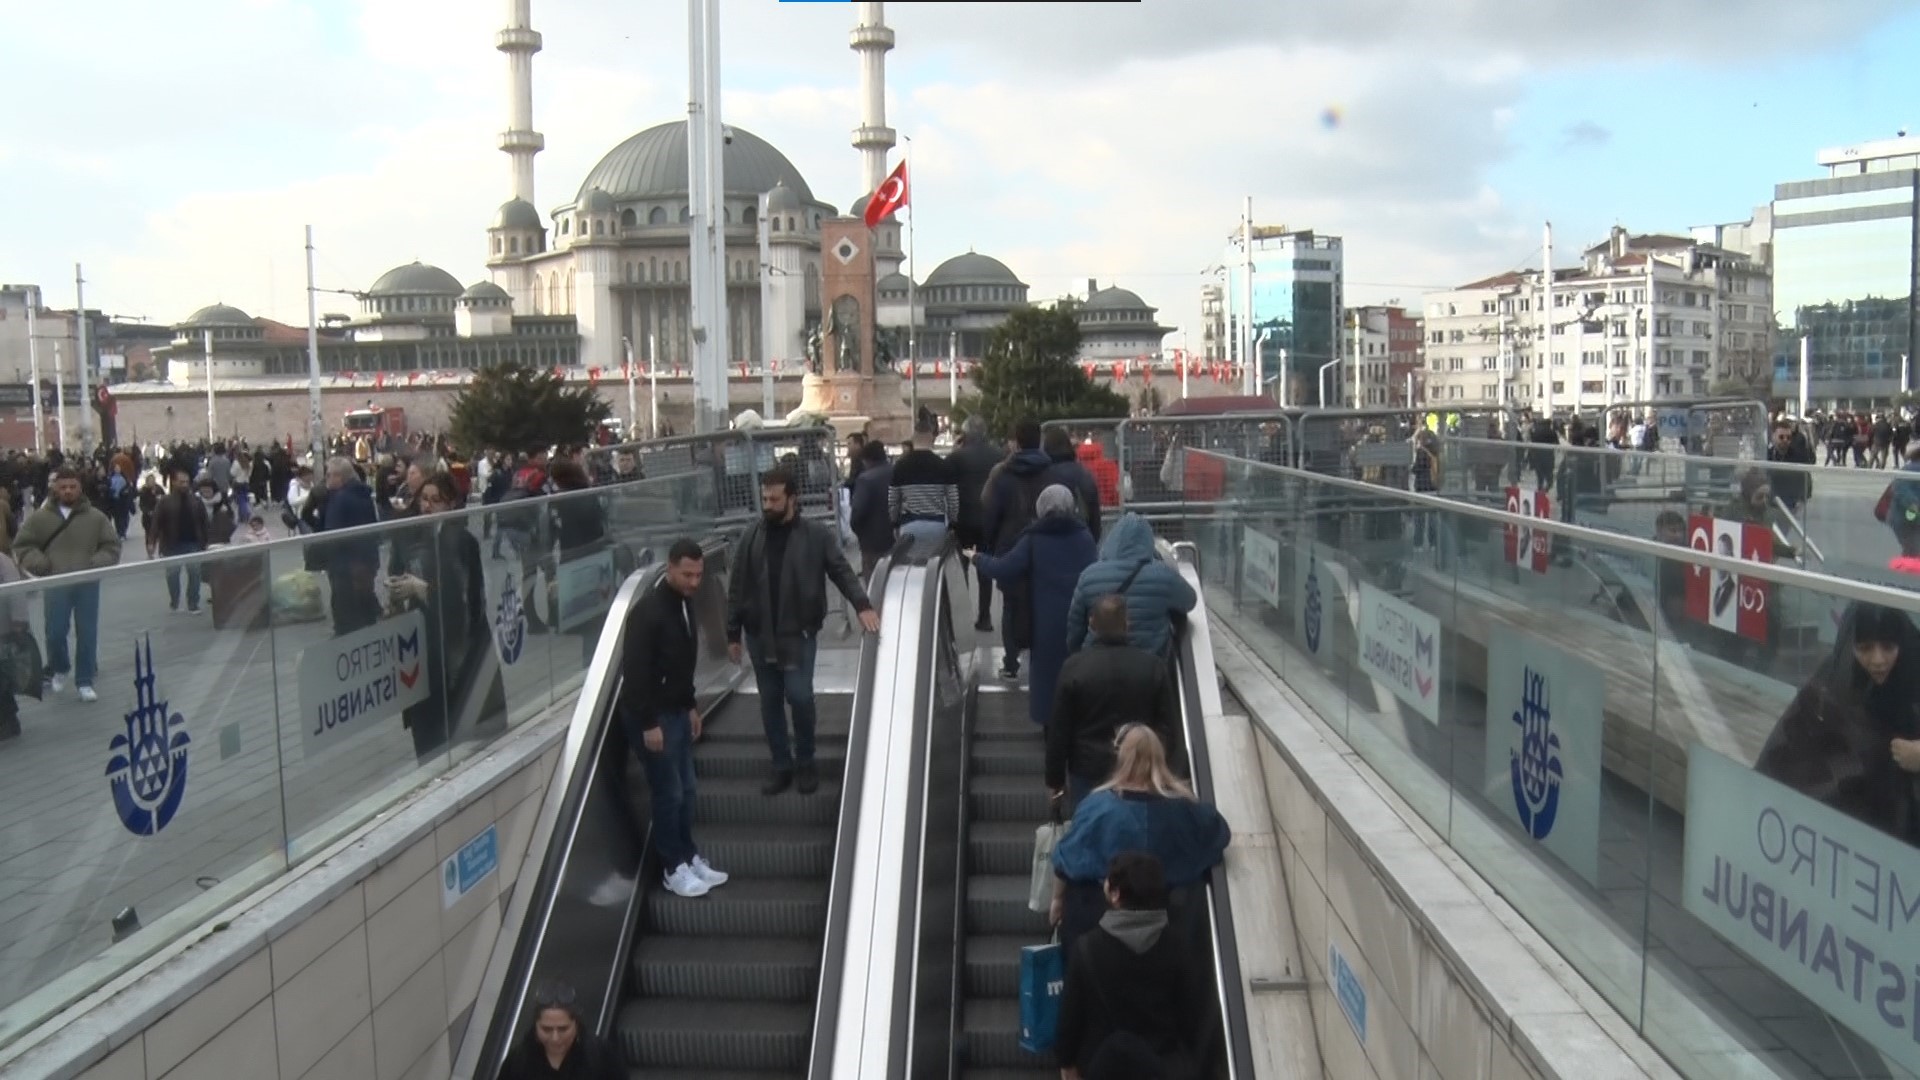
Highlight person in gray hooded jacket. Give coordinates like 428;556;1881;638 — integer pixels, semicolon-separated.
727;467;879;796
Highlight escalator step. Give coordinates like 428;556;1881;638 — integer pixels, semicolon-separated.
964;934;1040;999
969;820;1042;877
962;998;1053;1071
630;935;821;1001
698;823;837;879
960;1070;1058;1080
632;1071;804;1080
969;742;1045;778
695;779;841;826
965;875;1051;937
974;709;1042;739
694;740;846;780
617;999;812;1071
643;877;829;938
967;776;1050;824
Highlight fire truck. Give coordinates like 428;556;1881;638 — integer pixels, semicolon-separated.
343;404;407;447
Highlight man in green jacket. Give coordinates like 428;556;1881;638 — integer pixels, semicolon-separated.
13;467;122;702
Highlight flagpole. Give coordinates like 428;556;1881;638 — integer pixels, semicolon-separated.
53;341;67;452
75;264;93;452
648;332;660;438
904;142;918;419
948;329;957;407
305;225;325;468
203;329;217;443
25;287;44;456
624;337;640;436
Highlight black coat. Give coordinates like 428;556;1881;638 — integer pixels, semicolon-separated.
1057;915;1206;1078
945;438;1003;545
726;513;871;666
1049;639;1181;790
621;578;698;732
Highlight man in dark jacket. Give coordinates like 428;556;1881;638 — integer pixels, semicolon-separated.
623;540;728;898
727;467;879;795
982;418;1057;678
848;440;893;575
1050;595;1181;808
1042;425;1103;543
319;456;381;636
1767;420;1816;512
1057;852;1205;1080
151;469;210;614
946;416;1003;631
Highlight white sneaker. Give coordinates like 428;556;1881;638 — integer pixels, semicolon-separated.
690;855;729;887
48;675;64;695
77;686;98;703
661;863;711;898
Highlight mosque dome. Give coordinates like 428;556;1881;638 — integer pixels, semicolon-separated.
925;252;1024;288
492;198;542;231
576;121;816;204
1084;286;1150;312
580;187;615;213
369;262;464;298
767;180;804;212
460;281;512;305
181;303;253;327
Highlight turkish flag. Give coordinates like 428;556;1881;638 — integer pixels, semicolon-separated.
864;160;910;227
588;366;601;386
373;372;385;389
1686;515;1771;642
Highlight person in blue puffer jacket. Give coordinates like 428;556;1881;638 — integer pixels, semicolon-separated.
1065;513;1196;657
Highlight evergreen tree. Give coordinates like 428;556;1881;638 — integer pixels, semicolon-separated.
964;306;1126;437
448;362;610;456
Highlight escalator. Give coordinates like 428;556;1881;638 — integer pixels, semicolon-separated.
864;540;1258;1079
456;538;894;1080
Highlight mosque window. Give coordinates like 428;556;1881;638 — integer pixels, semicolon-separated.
649;207;667;225
561;218;570;235
723;207;732;225
594;220;605;236
744;206;756;226
787;216;795;232
621;209;637;227
812;213;821;229
510;236;521;254
680;206;691;223
493;238;503;255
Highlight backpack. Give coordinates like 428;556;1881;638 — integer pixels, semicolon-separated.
993;470;1053;553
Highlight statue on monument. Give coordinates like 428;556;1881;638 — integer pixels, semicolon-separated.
831;297;862;373
803;322;824;376
872;325;896;372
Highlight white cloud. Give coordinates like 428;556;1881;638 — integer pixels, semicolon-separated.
10;0;1911;344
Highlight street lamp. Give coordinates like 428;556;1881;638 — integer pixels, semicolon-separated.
1318;359;1341;407
1254;327;1274;401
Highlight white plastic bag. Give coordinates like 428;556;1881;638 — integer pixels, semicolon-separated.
1028;820;1064;914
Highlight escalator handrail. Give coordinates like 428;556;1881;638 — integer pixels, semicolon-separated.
1166;540;1260;1080
454;537;737;1080
806;550;899;1077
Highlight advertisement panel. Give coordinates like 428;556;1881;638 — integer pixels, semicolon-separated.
1682;746;1920;1075
554;549;618;632
1503;487;1551;574
298;610;430;755
1684;515;1771;643
1484;626;1602;884
1242;526;1282;609
1356;583;1441;724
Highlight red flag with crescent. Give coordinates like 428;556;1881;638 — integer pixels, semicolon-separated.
406;370;419;384
373;371;385;389
588;366;601;386
933;362;943;378
864;160;910;228
1082;361;1095;380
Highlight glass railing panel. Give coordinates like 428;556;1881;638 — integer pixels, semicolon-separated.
1194;447;1920;1080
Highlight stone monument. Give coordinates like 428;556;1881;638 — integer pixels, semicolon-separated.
800;217;912;440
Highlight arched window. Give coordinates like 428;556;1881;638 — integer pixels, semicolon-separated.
510;236;521;254
548;274;560;314
594;219;605;236
649;206;667;225
744;205;757;226
786;216;796;232
723;207;732;225
561;218;570;235
812;213;821;229
621;208;637;227
533;275;545;315
565;268;576;314
679;206;691;223
493;237;503;255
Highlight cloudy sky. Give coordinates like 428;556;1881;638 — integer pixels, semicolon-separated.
4;0;1919;347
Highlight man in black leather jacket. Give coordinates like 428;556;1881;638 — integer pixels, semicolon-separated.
1047;594;1180;810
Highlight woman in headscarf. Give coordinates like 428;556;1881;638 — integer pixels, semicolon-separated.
1755;601;1920;842
970;483;1098;726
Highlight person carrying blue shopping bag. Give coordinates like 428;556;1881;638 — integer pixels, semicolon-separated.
1018;934;1065;1054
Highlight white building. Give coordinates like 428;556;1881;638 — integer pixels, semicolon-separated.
1422;228;1771;413
1341;305;1422;408
1072;280;1171;363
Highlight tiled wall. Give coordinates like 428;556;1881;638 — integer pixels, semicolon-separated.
1219;632;1681;1080
61;742;559;1080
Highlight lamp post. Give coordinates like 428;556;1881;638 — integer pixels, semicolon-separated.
1255;328;1275;404
1318;359;1341;407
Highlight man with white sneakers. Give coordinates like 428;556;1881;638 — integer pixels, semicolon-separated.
621;539;728;898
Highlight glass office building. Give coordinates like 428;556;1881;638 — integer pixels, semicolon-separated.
1772;139;1920;402
1225;230;1343;405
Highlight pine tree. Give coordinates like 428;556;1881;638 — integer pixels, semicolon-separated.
448;362;610;456
964;306;1127;437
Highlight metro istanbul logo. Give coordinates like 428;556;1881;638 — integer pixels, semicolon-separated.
106;635;190;836
494;571;526;665
1508;666;1562;840
396;628;422;689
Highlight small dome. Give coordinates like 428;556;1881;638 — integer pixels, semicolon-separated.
492;198;542;231
580;187;615;213
767;180;803;212
877;272;912;293
1083;286;1150;312
181;303;253;327
369;262;464;298
925;252;1024;288
460;281;512;305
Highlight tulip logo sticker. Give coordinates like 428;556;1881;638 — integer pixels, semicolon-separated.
1303;550;1323;654
1508;667;1562;840
106;636;190;836
495;571;526;665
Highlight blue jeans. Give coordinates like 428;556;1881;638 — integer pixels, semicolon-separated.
165;546;204;610
631;708;698;869
44;583;101;686
748;633;817;769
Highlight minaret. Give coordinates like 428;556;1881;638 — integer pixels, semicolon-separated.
498;0;544;203
850;2;896;195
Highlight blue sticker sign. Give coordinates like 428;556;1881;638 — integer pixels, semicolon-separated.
441;824;499;909
1329;941;1368;1045
495;571;527;665
106;635;191;836
1484;627;1602;884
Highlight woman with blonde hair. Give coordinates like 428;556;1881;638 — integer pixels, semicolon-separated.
1049;724;1229;954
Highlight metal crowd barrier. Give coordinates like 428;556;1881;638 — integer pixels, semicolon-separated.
586;424;846;521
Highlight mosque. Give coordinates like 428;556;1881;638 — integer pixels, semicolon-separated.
128;0;1170;444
